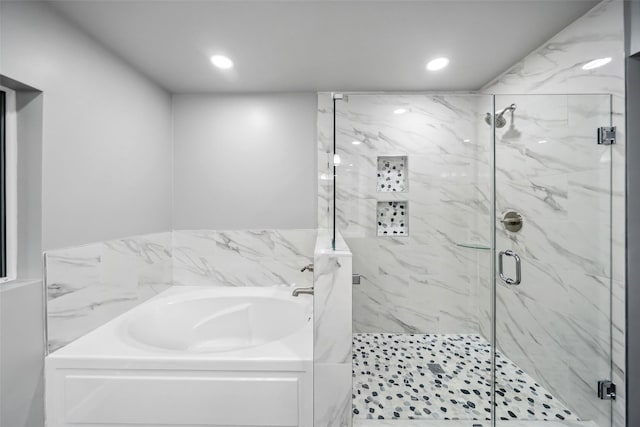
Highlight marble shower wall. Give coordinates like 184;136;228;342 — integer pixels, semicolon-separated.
44;232;173;353
323;93;493;334
482;1;626;426
45;229;316;352
313;229;352;427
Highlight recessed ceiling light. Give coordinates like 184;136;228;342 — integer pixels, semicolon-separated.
538;140;548;144
210;55;234;69
352;140;362;145
394;108;407;115
582;57;611;70
426;57;450;71
463;139;471;143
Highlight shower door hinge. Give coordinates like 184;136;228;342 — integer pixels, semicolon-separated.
597;126;616;145
597;380;616;400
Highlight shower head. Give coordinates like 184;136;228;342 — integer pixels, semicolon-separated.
485;103;517;128
485;112;507;128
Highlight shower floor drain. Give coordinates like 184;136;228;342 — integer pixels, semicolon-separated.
427;363;445;374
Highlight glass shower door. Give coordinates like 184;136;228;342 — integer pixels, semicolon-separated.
493;94;613;427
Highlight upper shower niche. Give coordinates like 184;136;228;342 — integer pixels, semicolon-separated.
377;156;408;192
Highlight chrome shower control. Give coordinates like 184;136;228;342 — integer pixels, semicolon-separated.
501;211;523;232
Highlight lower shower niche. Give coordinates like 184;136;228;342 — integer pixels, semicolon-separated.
377;201;408;236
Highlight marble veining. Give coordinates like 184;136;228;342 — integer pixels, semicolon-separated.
46;229;316;353
45;232;173;353
172;229;316;288
314;229;353;427
481;2;625;426
329;93;492;336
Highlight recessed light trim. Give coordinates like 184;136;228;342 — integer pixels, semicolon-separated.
426;57;450;71
582;57;611;70
394;108;407;115
210;55;234;69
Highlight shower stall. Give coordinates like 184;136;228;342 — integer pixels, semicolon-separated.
326;92;613;426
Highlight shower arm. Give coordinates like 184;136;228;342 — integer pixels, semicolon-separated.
498;104;517;116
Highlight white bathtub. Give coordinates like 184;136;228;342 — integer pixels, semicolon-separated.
45;286;313;427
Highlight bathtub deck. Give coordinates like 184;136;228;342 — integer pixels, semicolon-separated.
352;334;578;422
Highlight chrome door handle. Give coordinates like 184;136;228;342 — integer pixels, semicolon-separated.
498;250;521;285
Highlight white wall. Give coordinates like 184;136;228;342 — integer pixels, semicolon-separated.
0;2;173;426
0;281;45;427
172;94;317;230
0;1;173;250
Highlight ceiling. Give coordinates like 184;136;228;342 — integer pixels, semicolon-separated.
49;0;599;93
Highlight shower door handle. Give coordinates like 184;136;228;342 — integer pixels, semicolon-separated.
498;250;521;285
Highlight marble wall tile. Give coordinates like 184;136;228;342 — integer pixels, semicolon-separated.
45;229;317;353
329;93;493;335
45;232;173;352
172;229;316;288
483;2;625;425
313;229;352;427
314;229;352;363
314;363;352;427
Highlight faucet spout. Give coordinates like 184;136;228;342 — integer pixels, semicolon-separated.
292;286;314;296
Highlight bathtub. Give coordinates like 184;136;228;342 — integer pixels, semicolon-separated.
45;286;313;427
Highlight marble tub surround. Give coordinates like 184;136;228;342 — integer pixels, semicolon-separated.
314;229;353;427
172;229;316;288
330;93;493;334
45;229;316;353
45;232;173;352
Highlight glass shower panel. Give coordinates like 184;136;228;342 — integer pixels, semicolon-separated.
493;94;612;427
335;93;494;423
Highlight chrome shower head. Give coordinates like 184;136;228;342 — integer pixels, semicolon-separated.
485;104;516;128
485;112;507;128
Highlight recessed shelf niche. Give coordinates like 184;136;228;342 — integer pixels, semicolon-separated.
377;156;408;192
377;201;408;237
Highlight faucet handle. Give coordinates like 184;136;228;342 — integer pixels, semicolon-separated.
301;264;314;272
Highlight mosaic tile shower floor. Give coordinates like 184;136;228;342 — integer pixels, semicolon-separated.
353;334;579;422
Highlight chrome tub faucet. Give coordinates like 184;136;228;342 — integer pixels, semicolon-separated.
293;264;314;296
